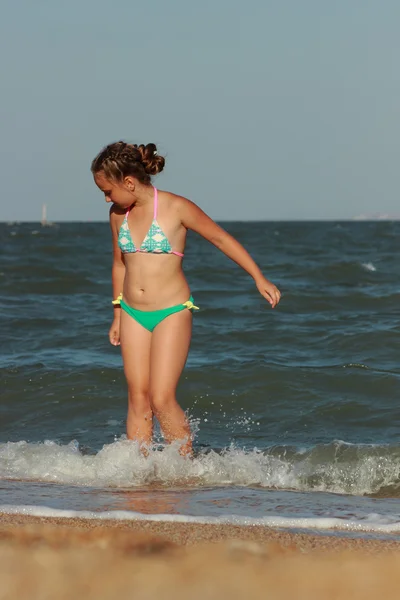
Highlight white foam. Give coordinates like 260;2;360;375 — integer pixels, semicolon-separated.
361;262;377;272
0;439;294;488
0;504;399;534
0;439;399;496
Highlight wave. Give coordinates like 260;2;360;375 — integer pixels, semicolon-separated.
1;439;399;497
0;504;399;534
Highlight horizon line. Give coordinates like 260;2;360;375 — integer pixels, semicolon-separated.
1;218;400;224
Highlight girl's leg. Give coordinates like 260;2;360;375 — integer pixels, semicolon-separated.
120;309;153;445
149;308;193;455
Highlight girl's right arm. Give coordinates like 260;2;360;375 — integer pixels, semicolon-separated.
109;207;126;346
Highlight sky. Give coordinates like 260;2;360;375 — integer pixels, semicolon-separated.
1;0;399;221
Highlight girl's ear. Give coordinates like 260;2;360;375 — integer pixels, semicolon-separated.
124;176;136;192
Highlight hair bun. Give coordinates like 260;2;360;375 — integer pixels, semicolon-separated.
91;140;165;184
136;143;165;176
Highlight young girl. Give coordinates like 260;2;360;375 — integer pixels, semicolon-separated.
92;141;281;455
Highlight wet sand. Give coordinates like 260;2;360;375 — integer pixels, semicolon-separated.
1;514;400;599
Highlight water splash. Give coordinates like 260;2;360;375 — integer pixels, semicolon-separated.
1;439;399;497
361;262;377;272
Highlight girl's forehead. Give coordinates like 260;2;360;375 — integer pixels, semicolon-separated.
94;172;109;186
94;172;115;191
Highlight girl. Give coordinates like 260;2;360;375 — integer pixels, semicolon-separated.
92;141;281;455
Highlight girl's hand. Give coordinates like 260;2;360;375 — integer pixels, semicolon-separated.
109;318;121;346
256;277;281;308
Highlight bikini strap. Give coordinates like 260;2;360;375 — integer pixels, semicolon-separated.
153;187;158;220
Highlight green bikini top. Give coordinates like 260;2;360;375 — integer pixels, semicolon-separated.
118;187;184;257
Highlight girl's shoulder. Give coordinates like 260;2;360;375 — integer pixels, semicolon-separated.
109;204;127;218
158;190;196;214
109;204;126;235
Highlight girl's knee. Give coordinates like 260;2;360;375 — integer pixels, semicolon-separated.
149;390;174;414
127;389;152;415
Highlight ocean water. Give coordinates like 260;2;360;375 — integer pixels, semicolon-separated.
1;220;399;537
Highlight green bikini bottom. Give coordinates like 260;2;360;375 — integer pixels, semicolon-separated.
120;296;199;332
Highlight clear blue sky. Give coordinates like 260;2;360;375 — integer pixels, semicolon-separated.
1;0;399;221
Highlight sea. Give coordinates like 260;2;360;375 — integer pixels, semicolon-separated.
1;220;399;538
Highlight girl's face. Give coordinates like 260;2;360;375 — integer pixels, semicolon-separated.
94;172;134;208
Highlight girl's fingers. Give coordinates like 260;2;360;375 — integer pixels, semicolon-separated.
269;288;281;306
257;281;281;308
109;333;120;345
265;288;281;308
264;291;274;306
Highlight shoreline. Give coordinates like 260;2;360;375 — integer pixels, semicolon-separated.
2;515;400;599
1;513;400;552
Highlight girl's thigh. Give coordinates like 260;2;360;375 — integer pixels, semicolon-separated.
150;309;192;394
120;309;152;392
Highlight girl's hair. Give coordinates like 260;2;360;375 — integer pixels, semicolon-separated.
91;141;165;185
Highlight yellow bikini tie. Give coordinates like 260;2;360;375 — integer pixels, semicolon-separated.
182;300;199;310
111;293;123;305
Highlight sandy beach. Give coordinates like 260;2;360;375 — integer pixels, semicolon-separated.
1;515;400;599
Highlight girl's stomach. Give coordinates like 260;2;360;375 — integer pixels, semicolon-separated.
122;253;191;310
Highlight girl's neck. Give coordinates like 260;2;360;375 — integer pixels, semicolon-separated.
130;184;154;209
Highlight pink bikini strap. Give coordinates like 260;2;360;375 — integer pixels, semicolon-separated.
152;187;184;258
153;187;158;220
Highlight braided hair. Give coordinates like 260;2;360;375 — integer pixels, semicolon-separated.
91;141;165;184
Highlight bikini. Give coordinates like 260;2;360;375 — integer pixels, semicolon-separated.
114;187;199;332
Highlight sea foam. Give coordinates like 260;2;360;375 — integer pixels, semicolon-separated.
1;439;399;496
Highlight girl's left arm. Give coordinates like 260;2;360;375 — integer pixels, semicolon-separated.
180;198;281;308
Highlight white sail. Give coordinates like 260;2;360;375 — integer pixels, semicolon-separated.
41;204;47;226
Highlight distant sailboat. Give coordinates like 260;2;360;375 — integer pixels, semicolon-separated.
41;203;55;227
41;203;48;226
40;203;58;228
